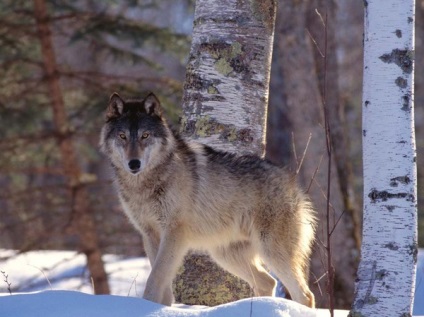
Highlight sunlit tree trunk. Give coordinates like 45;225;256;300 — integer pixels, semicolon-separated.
33;0;110;295
175;0;276;305
350;1;417;316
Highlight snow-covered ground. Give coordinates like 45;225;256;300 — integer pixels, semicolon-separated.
0;249;423;316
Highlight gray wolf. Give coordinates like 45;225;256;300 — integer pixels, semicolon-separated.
99;92;316;307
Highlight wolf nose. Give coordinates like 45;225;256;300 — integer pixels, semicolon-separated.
128;159;141;173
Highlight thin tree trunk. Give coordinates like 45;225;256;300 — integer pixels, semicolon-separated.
350;1;417;316
306;0;362;251
33;0;110;295
175;0;276;306
267;0;357;308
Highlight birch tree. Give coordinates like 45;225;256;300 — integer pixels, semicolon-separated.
350;1;417;316
174;0;276;305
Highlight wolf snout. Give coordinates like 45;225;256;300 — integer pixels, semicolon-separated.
128;159;141;173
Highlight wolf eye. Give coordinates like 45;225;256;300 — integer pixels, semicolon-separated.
119;132;127;140
141;132;149;139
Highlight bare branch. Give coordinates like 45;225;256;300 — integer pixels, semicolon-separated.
296;133;312;175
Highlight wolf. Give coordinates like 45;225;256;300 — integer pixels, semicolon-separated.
99;92;316;308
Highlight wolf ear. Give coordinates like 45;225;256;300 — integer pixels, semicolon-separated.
143;93;162;117
107;92;125;120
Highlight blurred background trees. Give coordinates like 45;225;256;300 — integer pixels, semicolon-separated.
0;0;423;309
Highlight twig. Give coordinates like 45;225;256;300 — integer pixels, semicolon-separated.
315;8;326;26
292;132;298;168
311;271;323;297
312;178;336;214
306;29;325;58
127;273;139;297
28;265;53;290
306;154;324;194
313;271;328;284
330;209;346;236
319;9;335;317
296;133;312;175
1;270;12;294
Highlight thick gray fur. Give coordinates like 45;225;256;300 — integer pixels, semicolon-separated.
100;93;316;307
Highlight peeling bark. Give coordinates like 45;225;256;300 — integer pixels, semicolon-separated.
176;0;276;306
33;0;110;295
350;1;417;316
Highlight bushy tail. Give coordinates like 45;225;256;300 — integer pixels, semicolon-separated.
298;194;317;276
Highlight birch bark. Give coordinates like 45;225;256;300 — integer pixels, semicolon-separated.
350;1;417;316
175;0;276;306
180;0;275;156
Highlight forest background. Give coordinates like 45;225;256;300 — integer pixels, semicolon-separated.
0;0;422;309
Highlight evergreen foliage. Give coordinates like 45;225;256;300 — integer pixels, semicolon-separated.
0;0;191;253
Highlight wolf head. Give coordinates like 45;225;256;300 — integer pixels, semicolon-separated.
100;92;175;175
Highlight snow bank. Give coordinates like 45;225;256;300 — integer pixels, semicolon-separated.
0;249;423;316
0;291;349;317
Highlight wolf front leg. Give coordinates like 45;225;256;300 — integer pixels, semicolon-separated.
143;224;188;306
142;226;160;266
141;227;173;303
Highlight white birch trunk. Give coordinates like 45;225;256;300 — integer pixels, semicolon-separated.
175;0;276;306
180;0;276;156
350;1;417;316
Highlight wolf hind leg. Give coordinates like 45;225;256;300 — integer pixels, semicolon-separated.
260;246;315;308
209;241;276;297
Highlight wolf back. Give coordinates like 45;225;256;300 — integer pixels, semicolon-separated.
99;93;317;307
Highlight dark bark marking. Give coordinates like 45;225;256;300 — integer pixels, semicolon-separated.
395;76;407;88
375;269;387;280
365;100;370;107
407;243;418;264
193;15;251;28
408;17;413;23
365;296;378;304
385;205;396;212
368;189;414;203
196;40;255;79
363;129;367;137
236;128;254;143
353;261;377;310
390;175;411;187
250;0;276;32
379;49;413;74
184;116;254;145
184;72;222;96
384;242;399;251
402;94;411;112
395;29;402;38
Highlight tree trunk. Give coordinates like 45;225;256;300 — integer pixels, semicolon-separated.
350;1;417;316
175;0;276;306
267;0;357;308
306;0;362;251
33;0;110;295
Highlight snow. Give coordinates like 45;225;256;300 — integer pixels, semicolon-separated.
0;249;423;316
